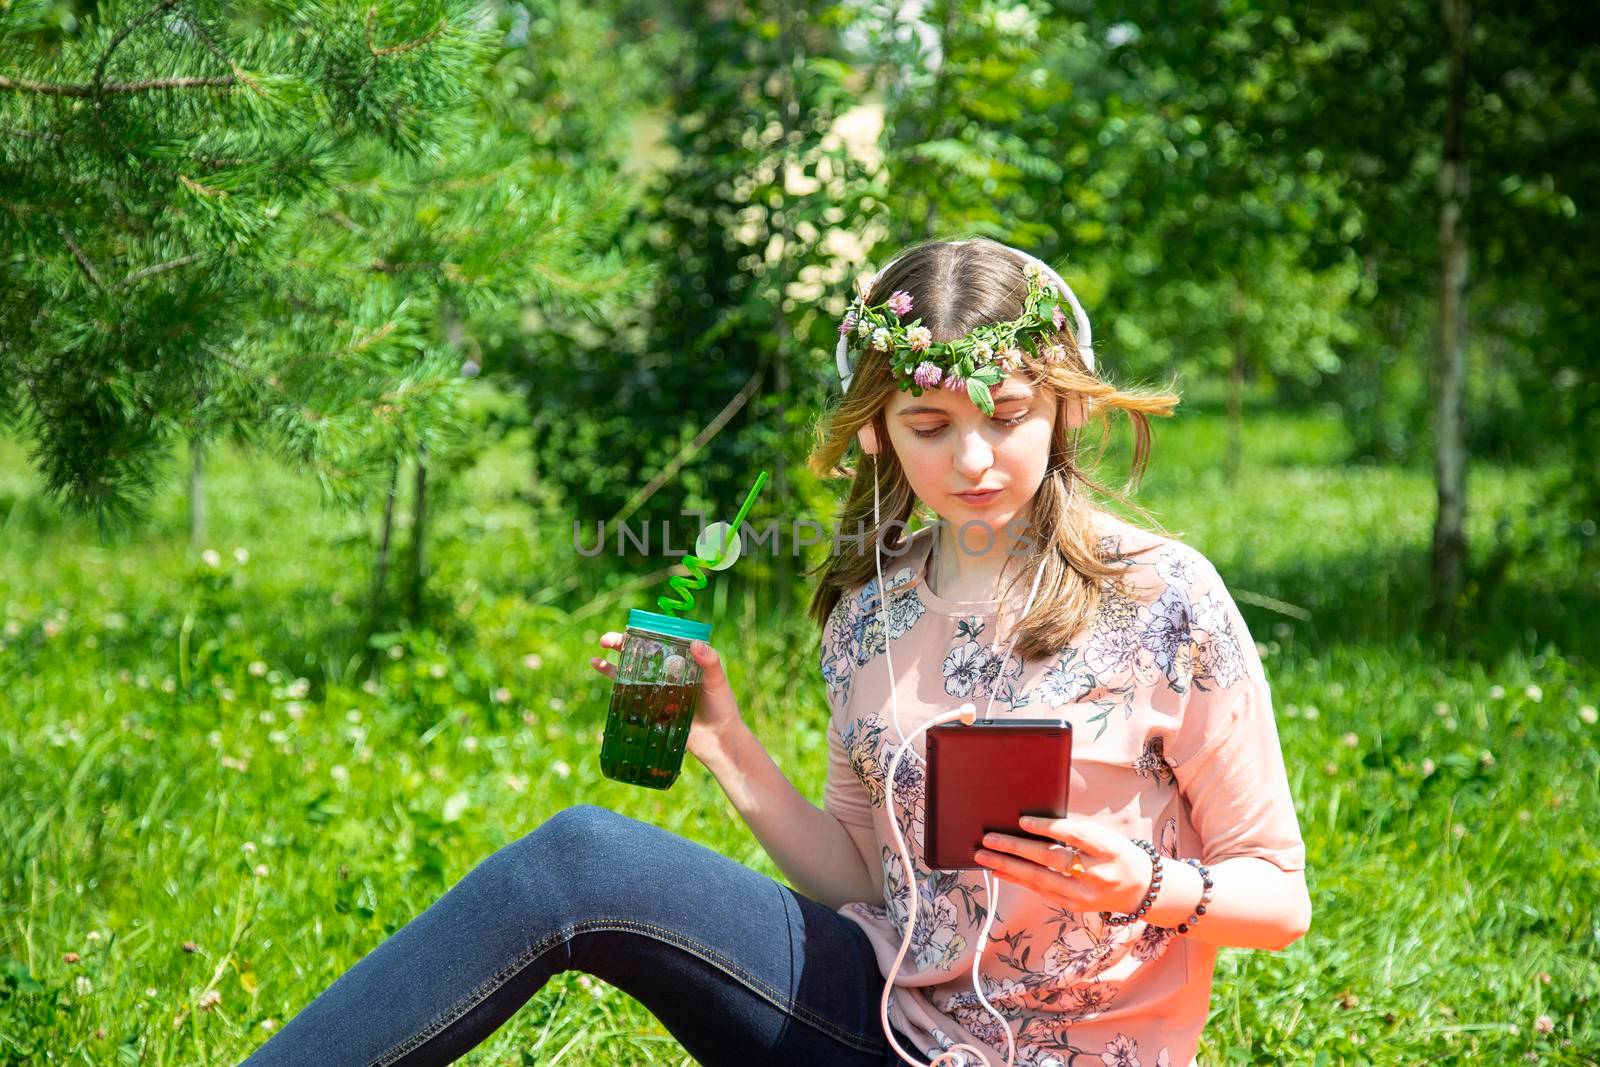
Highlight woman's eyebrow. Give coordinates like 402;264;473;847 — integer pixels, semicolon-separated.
897;391;1034;416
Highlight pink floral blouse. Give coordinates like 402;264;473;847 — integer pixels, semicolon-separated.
819;512;1306;1067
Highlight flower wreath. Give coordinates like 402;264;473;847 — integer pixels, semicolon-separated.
836;261;1075;416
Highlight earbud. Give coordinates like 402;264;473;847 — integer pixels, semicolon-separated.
858;422;880;456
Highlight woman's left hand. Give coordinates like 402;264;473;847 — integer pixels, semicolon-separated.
973;817;1152;917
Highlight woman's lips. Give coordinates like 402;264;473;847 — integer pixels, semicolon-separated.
955;489;1002;506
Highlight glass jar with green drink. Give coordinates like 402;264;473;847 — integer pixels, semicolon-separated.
598;609;711;789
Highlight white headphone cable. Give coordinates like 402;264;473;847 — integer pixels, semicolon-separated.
870;437;1078;1067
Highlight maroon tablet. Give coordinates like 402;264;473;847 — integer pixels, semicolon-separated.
924;719;1073;871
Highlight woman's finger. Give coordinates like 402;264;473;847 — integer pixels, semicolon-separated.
1017;816;1113;857
974;850;1087;904
598;632;624;650
589;656;616;676
983;834;1087;875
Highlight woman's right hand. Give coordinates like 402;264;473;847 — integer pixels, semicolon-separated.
590;634;749;762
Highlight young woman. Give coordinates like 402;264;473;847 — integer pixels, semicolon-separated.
242;237;1308;1067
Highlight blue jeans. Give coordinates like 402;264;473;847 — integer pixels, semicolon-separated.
241;804;914;1066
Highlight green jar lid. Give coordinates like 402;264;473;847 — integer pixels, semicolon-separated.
627;609;712;643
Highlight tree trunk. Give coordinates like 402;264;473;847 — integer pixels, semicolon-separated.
408;443;428;621
366;457;402;642
1226;328;1245;488
1432;0;1471;633
188;435;205;550
774;0;799;625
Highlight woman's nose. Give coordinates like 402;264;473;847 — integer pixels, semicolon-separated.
952;426;995;477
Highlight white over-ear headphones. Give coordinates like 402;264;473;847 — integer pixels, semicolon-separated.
843;240;1095;459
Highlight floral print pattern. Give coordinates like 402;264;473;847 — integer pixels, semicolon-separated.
1133;735;1176;788
819;517;1303;1067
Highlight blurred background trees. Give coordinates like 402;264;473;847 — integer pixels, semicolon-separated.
3;0;1595;647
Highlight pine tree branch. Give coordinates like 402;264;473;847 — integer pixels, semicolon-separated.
178;173;228;198
0;72;238;97
176;1;268;97
204;342;285;395
93;0;181;92
365;6;451;57
324;209;362;232
120;254;204;288
57;224;106;290
0;121;64;141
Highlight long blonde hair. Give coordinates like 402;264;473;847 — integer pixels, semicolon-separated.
805;238;1182;661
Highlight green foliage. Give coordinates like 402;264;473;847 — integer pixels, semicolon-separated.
1;401;1596;1062
0;0;647;529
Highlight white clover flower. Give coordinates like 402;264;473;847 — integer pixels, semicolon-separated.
552;759;571;779
248;661;268;677
233;547;249;565
906;326;933;352
201;549;222;568
870;327;893;352
856;318;872;338
971;340;994;363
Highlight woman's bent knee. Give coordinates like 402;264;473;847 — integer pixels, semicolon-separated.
461;805;644;923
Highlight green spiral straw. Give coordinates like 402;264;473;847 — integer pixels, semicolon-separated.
656;469;770;618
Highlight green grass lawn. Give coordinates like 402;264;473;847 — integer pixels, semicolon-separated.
1;398;1596;1065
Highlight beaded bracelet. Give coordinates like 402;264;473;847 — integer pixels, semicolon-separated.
1100;838;1162;926
1175;857;1214;934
